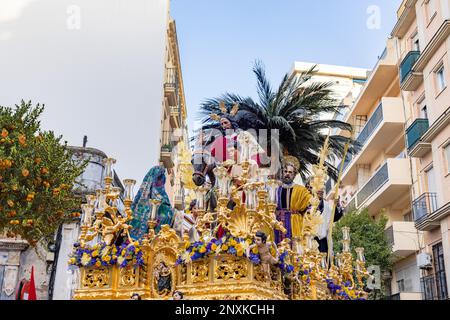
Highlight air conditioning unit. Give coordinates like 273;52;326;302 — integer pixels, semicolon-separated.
417;252;432;269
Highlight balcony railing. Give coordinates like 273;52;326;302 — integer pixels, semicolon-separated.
421;272;449;300
436;270;449;300
406;118;429;150
388;293;401;300
371;47;388;72
385;226;395;247
400;51;420;84
165;67;178;90
170;105;180;114
357;162;389;206
357;102;384;146
161;131;175;153
421;275;436;300
345;197;357;212
341;103;384;172
412;192;438;222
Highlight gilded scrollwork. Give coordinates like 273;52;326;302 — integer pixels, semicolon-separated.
192;262;209;283
120;266;137;287
82;267;110;289
215;257;248;281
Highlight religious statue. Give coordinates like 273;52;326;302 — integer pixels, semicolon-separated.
130;166;174;239
274;157;312;248
247;231;278;280
172;290;184;300
307;183;344;255
153;262;172;296
100;213;130;246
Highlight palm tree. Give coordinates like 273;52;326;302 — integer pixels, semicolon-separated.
198;61;358;181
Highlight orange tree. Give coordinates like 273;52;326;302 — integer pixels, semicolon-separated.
0;101;87;245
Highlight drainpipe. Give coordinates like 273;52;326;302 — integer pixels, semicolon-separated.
47;223;63;300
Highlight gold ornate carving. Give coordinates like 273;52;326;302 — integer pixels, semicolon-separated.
215;257;248;281
192;262;209;283
120;266;137;287
82;267;110;289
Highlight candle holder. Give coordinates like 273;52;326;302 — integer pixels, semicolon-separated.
213;166;231;198
149;198;162;221
79;224;89;246
319;253;328;270
266;180;280;205
86;194;97;207
304;232;313;251
103;158;116;187
195;187;208;211
147;220;158;240
111;187;122;207
244;183;258;211
81;204;94;226
355;247;365;262
342;240;351;253
342;227;351;241
123;179;136;205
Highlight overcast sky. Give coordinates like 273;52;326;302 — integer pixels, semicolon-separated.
0;0;168;185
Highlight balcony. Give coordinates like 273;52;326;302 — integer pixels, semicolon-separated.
345;196;357;212
385;221;419;258
400;51;423;91
169;105;181;129
341;98;406;185
164;67;179;106
160;131;175;169
421;272;449;300
413;193;450;231
406;118;431;157
356;158;412;215
391;0;418;38
413;193;438;222
345;40;398;121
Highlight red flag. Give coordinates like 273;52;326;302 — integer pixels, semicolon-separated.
28;266;37;300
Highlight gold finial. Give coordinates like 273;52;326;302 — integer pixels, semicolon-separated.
219;101;227;114
210;113;221;121
230;103;239;116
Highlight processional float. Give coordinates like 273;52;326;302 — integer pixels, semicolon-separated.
69;135;370;300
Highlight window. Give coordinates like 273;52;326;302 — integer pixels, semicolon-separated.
432;243;448;300
403;211;413;222
411;33;420;52
444;144;450;174
397;279;405;293
436;65;446;92
425;166;436;194
421;105;428;119
426;0;436;22
395;264;421;293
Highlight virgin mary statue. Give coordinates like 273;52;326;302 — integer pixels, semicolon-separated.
129;166;174;239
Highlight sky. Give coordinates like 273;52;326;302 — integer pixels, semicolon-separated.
170;0;403;133
0;0;403;185
0;0;168;184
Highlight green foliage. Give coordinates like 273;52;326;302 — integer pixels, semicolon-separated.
198;61;360;181
333;208;394;272
0;101;87;245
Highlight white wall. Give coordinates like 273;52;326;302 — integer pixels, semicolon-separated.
52;223;80;300
0;0;168;185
